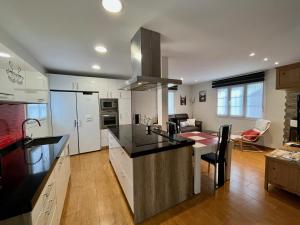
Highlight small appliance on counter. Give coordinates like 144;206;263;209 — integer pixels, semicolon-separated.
100;99;119;129
166;121;177;136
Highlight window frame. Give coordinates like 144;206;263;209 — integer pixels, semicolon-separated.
216;82;264;119
26;104;48;123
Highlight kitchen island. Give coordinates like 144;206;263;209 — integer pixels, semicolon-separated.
108;124;195;223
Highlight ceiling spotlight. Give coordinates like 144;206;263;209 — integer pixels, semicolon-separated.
274;62;279;65
264;57;268;62
102;0;123;13
180;77;184;81
94;45;107;54
249;52;255;57
92;64;101;70
138;82;142;85
0;52;11;58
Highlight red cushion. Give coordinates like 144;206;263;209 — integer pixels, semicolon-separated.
242;129;260;141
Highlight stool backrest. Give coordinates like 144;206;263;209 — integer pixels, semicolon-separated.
217;124;232;162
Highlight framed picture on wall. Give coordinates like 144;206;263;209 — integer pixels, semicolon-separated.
180;95;186;105
199;90;207;102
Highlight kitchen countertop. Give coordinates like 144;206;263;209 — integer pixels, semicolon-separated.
108;124;195;158
0;135;69;221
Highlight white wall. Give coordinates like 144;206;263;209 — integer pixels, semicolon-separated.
191;69;285;148
172;85;193;117
131;89;158;124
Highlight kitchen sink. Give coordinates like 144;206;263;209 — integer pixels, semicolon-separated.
25;136;63;148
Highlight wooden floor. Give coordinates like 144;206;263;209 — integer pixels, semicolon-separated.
61;148;300;225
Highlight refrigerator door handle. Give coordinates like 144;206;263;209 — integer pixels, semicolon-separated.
77;120;82;127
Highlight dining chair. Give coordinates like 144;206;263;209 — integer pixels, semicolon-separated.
201;124;232;189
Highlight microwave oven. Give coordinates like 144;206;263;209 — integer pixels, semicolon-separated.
100;99;118;111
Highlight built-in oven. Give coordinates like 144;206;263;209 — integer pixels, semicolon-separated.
100;111;119;129
100;99;118;111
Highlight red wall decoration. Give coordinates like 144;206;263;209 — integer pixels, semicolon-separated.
0;104;25;149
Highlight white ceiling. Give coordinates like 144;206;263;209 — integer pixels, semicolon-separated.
0;0;300;83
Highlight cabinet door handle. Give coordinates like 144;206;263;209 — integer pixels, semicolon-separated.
72;82;75;90
76;82;79;90
45;199;54;216
74;119;77;128
44;183;54;197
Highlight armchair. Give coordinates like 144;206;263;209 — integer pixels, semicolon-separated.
231;119;271;152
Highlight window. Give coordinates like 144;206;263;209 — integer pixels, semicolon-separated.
217;88;228;116
230;86;244;117
246;82;263;118
217;82;263;118
168;91;175;115
27;104;47;121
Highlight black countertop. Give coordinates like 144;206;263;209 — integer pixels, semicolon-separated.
0;135;69;221
108;124;195;158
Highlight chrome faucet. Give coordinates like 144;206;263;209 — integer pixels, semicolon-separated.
21;118;41;143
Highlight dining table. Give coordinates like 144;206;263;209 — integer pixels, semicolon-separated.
179;131;233;194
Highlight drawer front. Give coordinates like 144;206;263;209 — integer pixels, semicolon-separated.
110;147;133;182
108;132;121;149
267;159;298;192
44;199;56;225
31;172;55;225
118;168;134;212
118;148;133;183
110;153;134;212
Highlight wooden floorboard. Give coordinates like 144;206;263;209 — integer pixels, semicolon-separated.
60;148;300;225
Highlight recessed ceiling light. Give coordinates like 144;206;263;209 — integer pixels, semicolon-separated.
180;78;184;81
92;64;101;70
0;52;11;58
274;62;279;65
94;45;107;54
264;57;269;62
138;82;142;85
249;52;255;57
101;0;123;13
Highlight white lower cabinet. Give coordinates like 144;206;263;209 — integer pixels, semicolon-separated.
31;143;70;225
108;132;134;212
0;143;70;225
101;129;109;147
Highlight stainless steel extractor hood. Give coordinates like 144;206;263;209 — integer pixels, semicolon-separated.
120;27;182;91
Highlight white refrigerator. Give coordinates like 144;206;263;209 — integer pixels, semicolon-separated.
50;91;101;155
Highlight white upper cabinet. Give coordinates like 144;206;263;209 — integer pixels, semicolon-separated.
76;76;99;92
26;71;48;90
97;78;109;98
106;79;121;98
49;74;131;99
6;69;26;90
49;74;79;91
0;68;14;100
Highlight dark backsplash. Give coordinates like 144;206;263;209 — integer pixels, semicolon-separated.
0;104;25;149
